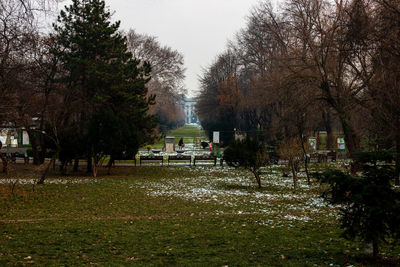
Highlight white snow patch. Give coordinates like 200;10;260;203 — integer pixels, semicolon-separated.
0;178;97;184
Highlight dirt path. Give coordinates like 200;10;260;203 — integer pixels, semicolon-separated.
0;211;273;223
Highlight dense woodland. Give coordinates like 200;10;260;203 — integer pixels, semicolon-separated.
196;0;400;179
0;0;186;176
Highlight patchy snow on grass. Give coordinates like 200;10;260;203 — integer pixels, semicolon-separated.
131;166;338;226
0;178;98;185
282;214;310;222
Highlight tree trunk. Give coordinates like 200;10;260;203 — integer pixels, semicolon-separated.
304;155;310;185
38;114;46;165
39;133;46;164
339;115;361;174
299;135;310;184
322;109;334;150
92;160;97;178
0;141;6;174
59;161;66;175
37;152;58;184
73;158;79;172
290;160;297;192
107;156;114;175
60;160;69;175
53;156;56;171
252;169;262;189
27;128;41;165
321;81;360;157
395;138;400;185
340;116;361;154
92;153;104;178
0;153;8;174
372;240;379;258
87;153;92;173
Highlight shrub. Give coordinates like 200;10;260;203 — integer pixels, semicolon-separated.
210;147;223;158
201;141;209;149
315;151;400;258
224;136;269;188
278;137;303;191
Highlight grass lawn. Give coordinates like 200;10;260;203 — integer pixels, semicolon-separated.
1;164;399;266
146;124;207;149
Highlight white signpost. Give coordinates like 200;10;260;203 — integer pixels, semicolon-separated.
213;131;220;144
0;136;6;146
308;137;317;151
23;131;30;145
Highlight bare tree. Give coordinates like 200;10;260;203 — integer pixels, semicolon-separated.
0;140;8;174
279;0;375;158
0;0;36;123
126;29;186;133
0;0;57;168
279;137;304;192
368;0;400;183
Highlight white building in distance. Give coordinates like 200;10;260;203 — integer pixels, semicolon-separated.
179;95;199;124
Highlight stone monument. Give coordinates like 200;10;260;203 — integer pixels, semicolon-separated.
164;136;175;153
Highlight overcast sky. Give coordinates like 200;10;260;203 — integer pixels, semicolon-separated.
55;0;264;97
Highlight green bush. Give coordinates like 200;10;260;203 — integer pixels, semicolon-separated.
210;147;223;158
315;151;400;258
224;136;269;188
201;141;209;149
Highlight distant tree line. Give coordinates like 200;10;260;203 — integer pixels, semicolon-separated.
0;0;185;178
196;0;400;180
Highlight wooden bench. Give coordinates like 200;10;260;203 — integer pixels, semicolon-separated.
193;155;217;166
168;155;192;166
139;155;164;166
308;153;334;163
115;158;137;166
336;152;348;160
327;151;336;161
278;159;289;165
6;152;28;164
307;153;326;163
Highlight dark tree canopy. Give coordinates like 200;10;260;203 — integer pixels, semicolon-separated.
50;0;157;175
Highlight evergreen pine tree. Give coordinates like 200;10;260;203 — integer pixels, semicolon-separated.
51;0;157;176
316;151;400;258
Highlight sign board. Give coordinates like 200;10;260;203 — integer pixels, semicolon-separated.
10;136;17;147
213;131;220;144
308;137;317;151
165;136;175;144
337;137;345;151
23;131;29;145
0;136;6;146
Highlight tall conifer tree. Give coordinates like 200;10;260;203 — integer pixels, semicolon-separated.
51;0;157;176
